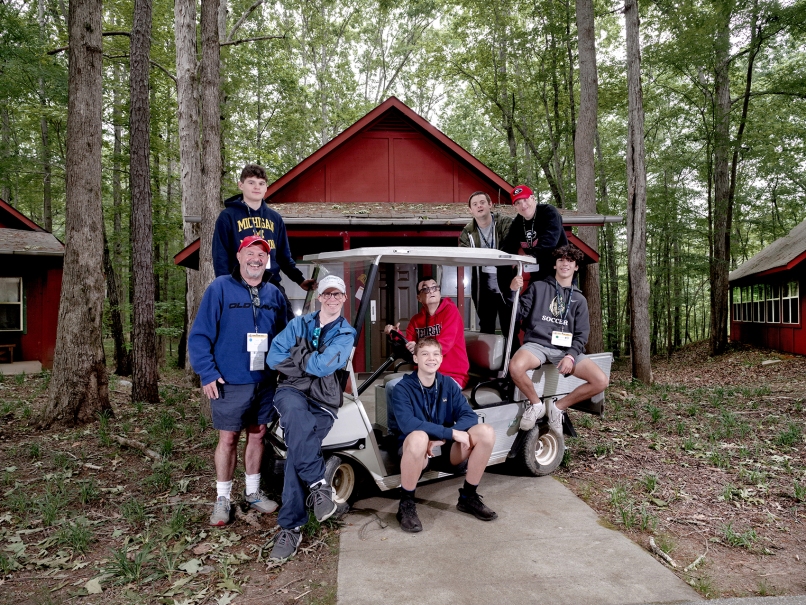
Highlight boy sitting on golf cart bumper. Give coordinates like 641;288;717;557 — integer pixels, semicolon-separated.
389;337;498;533
508;244;609;435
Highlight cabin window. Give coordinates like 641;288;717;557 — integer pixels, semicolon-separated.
782;281;799;324
732;287;742;321
0;277;23;331
752;284;765;322
742;286;753;321
766;284;780;323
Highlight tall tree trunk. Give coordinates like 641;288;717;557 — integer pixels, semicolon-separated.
38;0;52;231
1;106;10;202
112;63;124;270
596;131;619;355
41;0;110;427
200;0;222;289
104;226;132;376
624;0;652;384
709;8;731;356
151;88;166;367
130;0;159;403
175;0;203;371
574;0;602;353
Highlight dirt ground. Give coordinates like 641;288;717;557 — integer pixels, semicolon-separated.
557;342;806;598
0;370;338;605
0;342;804;603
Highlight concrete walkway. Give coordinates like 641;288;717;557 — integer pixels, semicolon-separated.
337;472;701;605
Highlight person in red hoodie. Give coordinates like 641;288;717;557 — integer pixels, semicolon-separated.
385;278;470;388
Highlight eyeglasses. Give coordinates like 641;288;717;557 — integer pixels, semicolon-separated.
319;292;344;300
419;285;440;294
312;326;321;349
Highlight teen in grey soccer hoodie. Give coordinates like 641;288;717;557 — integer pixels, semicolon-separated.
518;275;590;362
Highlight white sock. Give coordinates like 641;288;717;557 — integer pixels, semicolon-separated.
245;473;261;495
216;480;233;500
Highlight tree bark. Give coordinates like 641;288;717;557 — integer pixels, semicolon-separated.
129;0;160;403
41;0;110;427
39;0;52;231
1;106;10;202
574;0;602;353
200;0;222;290
103;226;132;376
596;131;619;355
175;0;203;371
624;0;652;384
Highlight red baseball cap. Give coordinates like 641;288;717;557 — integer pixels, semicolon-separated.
238;235;271;254
510;184;533;203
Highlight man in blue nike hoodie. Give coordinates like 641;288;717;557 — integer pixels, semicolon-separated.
188;236;288;527
388;337;498;533
266;275;356;561
213;164;316;318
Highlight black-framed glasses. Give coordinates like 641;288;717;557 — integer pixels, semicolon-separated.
319;292;344;300
312;326;321;349
419;285;440;294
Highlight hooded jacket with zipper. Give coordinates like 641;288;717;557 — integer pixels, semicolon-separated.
388;371;478;447
267;311;356;412
458;211;514;311
518;275;589;361
405;298;469;388
212;194;305;286
188;269;287;386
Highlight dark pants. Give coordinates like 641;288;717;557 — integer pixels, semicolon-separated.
273;387;336;529
476;282;514;337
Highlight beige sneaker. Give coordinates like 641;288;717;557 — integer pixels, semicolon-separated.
519;401;546;431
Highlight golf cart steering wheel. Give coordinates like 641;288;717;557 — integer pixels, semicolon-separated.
387;329;413;364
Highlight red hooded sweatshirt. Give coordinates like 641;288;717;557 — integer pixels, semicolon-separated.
406;298;469;388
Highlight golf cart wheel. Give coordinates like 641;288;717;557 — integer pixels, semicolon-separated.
519;425;564;476
324;455;356;504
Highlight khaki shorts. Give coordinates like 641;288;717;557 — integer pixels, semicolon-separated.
520;342;587;367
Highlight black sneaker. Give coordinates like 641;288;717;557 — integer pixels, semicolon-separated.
396;499;422;533
456;488;498;521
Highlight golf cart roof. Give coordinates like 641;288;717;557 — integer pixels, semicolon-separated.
303;246;527;267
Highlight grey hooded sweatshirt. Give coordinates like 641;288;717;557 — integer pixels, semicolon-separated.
518;275;590;361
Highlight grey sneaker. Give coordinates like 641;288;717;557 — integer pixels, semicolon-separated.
306;480;337;522
270;527;302;561
519;401;546;431
209;496;231;526
548;399;563;435
244;489;278;514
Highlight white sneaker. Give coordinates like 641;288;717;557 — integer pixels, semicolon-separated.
548;400;564;435
519;401;546;431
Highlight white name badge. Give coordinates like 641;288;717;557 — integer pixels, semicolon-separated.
249;351;265;372
551;331;573;347
482;265;497;274
247;333;269;352
524;263;540;273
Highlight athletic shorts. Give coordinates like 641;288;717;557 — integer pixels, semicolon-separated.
210;380;276;432
520;342;587;368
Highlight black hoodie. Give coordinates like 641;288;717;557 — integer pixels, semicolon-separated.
212;194;305;287
518;275;589;361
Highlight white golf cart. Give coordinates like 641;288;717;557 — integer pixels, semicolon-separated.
263;247;612;504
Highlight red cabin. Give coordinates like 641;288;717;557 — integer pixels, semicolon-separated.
176;98;618;371
730;220;805;354
0;199;63;371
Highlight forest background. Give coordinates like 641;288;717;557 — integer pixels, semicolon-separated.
1;0;805;379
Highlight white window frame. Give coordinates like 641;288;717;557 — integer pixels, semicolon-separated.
732;287;742;321
0;277;23;332
766;284;780;323
782;280;799;325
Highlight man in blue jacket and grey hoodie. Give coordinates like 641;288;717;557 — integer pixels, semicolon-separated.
189;236;288;527
213;164;316;318
389;337;498;533
267;274;356;561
